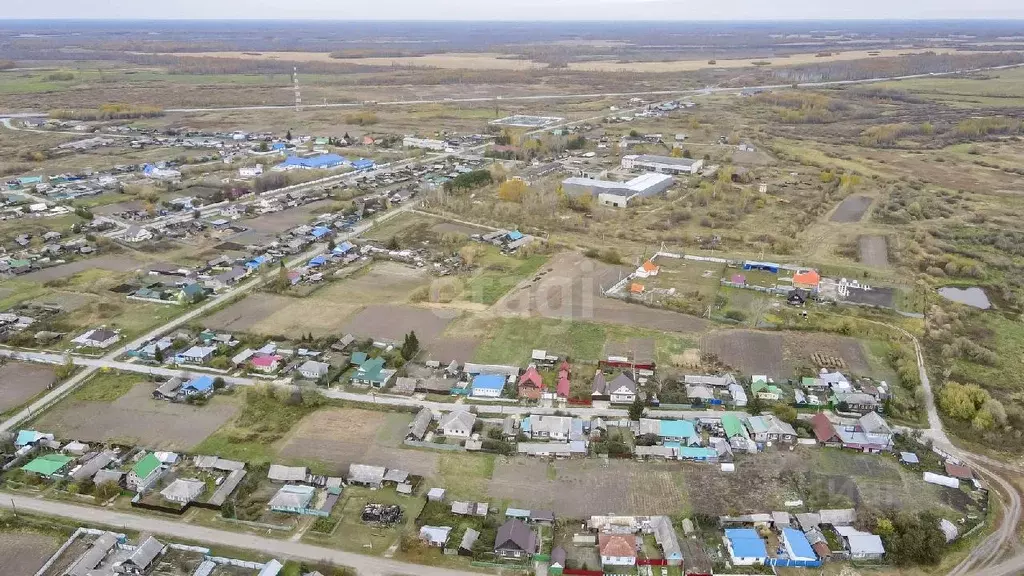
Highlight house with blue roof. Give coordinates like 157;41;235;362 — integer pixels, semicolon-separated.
352;158;375;171
15;430;53;448
245;255;269;270
310;226;332;240
506;230;524;242
780;528;818;563
724;528;768;566
308;255;328;268
271;142;287;151
639;418;701;446
332;241;355;256
182;375;215;397
274;154;346;171
678;446;718;461
471;374;506;398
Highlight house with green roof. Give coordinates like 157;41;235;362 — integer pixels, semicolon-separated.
750;378;784;402
22;453;73;478
720;413;754;452
351;351;368;366
177;283;206;304
351;357;396;388
128;453;163;492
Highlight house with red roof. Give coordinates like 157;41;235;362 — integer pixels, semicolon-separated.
250;354;283;373
518;366;544;400
557;361;571;399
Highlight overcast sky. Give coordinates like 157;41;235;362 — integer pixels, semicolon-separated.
4;0;1024;20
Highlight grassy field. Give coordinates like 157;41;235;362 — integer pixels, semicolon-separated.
435;453;495;501
461;249;549;305
67;370;138;402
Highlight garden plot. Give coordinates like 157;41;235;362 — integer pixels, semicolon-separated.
858;235;889;267
204;292;294;333
0;531;61;576
487;458;688;517
243;199;335;234
829;195;874;223
0;362;55;413
702;330;788;379
21;254;144;283
494;252;709;334
32;382;238;450
278;408;439;476
340;305;454;347
781;332;874;377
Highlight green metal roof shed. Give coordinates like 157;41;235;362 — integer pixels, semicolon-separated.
22;453;73;477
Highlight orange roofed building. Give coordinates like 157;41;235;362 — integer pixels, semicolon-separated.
792;270;821;290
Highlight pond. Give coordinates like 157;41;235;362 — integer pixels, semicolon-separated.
938;286;991;310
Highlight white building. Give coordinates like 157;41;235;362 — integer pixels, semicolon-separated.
72;327;120;349
561;173;674;208
123;226;153;243
439;410;477;438
403;136;447;151
239;164;264;177
621;154;704;175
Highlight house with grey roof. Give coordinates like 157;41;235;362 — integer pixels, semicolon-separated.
408;407;433;440
118;536;165;574
348;464;386;488
495;519;538;559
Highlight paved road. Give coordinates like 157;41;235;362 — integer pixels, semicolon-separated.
0;494;478;576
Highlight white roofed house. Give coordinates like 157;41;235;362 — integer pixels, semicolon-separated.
72;327;120;349
439;410;477;438
298;360;330;380
348;464;386;488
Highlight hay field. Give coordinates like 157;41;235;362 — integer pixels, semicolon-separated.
154;51;547;70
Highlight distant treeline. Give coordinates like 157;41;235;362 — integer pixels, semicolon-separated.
49;103;164;121
0;60;15;70
771;51;1024;83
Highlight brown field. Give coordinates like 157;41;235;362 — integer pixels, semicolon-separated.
703;329;787;378
495;252;709;334
429;222;492;236
33;382;238;450
243;199;336;234
0;361;56;413
703;329;875;379
204;292;293;333
21;254;144;282
859;235;890;267
488;458;688;517
221;262;432;338
160;48;960;73
27;290;99;313
340;304;454;346
829;195;875;223
0;532;62;576
424;336;480;364
278;408;439;476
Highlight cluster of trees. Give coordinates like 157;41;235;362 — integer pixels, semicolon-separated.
343;111;378;126
859;122;934;147
755;91;851;124
867;511;946;567
43;71;75;82
938;381;1006;431
955;116;1023;139
443;169;492;193
772;51;1024;84
50;103;164;121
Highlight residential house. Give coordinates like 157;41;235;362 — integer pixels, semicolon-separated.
21;454;74;478
599;533;638;567
65;532;119;576
684;374;738;388
640;418;701;445
160;478;205;504
177;283;205;304
177;345;216;365
408;408;433;441
72;327;119;349
251;354;283;373
556;361;570;399
419;526;452;547
835;526;886;560
811;412;893;452
118;536;165;574
268;484;316;513
686;384;714;404
123;225;153;243
348;464;386;488
524;416;573;441
298;360;330;380
550;546;566;572
721;413;754;451
650;516;683;566
439;410;477;438
724;528;769;566
127;453;163;491
781;528;818;562
494;519;538;559
745;415;797;445
181;375;215;397
352;357;395;388
727;382;748;407
751;376;784;401
591;371;609;401
607;373;637;404
518;366;544;400
832;391;881;414
470;374;506;398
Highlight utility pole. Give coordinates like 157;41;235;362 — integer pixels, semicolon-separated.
293;67;302;112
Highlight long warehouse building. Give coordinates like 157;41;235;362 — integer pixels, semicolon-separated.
561;172;674;207
621;154;704;175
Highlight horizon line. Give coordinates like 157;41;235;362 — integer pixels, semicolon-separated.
4;17;1024;22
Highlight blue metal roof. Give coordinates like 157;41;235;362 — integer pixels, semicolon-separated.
507;230;524;241
308;255;328;267
678;446;717;460
505;507;531;518
276;154;346;170
725;529;768;559
782;528;816;560
472;374;505;391
311;226;332;238
332;241;354;255
15;430;40;447
271;142;287;150
184;375;215;393
659;419;696;439
352;159;375;170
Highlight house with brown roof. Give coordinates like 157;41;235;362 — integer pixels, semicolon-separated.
599;533;638;566
945;462;973;480
592;371;609;401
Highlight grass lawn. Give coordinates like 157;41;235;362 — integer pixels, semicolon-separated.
466;316;696;366
461;249;550;305
435;453;495;501
68;370;139;402
303;484;425;556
